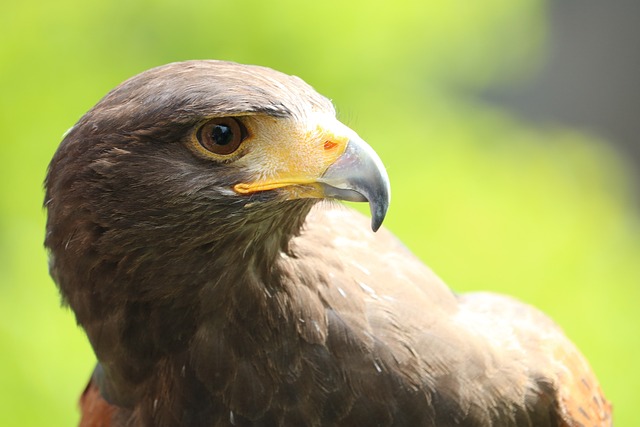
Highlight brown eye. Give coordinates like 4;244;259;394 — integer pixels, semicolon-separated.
197;117;245;155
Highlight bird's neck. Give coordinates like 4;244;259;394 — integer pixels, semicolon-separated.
90;199;317;410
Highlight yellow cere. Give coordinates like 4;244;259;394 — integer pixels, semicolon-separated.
233;112;351;196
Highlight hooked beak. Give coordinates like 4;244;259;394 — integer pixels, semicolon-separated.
318;136;390;231
233;118;390;231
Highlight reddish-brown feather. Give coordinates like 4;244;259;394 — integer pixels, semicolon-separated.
79;380;116;427
553;342;612;426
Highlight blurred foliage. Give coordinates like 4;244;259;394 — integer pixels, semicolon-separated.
1;0;638;425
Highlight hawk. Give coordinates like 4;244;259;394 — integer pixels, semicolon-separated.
45;60;611;426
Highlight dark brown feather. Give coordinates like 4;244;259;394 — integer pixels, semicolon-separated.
45;60;611;426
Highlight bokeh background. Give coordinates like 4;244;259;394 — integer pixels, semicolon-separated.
2;0;638;425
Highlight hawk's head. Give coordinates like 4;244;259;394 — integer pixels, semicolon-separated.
44;60;390;408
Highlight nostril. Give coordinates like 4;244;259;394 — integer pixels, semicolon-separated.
323;140;338;151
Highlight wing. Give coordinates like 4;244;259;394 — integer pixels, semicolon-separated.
457;292;612;426
292;204;611;426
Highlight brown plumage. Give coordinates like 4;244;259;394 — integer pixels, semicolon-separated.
45;60;611;426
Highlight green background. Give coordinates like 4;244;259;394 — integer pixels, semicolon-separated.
2;0;638;425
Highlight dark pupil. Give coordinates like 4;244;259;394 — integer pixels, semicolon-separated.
211;124;233;146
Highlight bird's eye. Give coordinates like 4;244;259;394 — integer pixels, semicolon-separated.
197;118;245;156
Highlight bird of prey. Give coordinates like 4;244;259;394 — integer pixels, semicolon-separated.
44;60;611;427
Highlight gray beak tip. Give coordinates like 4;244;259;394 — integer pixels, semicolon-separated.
370;203;388;232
